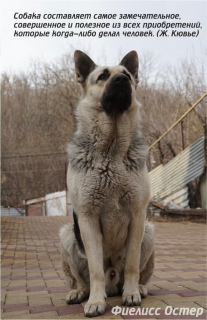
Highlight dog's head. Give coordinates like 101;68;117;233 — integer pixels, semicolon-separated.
74;50;139;115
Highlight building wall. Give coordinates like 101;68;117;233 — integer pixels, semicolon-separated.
200;171;207;209
27;203;42;216
46;195;66;216
25;191;73;216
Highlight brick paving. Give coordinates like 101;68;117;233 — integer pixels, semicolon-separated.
1;216;206;319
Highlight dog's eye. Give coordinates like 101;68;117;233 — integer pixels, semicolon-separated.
97;73;109;81
123;71;131;81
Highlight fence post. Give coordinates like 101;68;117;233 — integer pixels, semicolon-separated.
65;161;69;216
181;120;185;150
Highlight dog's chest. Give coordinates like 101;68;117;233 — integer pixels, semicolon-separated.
69;147;142;212
91;159;139;206
90;162;139;246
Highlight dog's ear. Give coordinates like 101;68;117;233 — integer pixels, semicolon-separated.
74;50;96;84
120;51;139;83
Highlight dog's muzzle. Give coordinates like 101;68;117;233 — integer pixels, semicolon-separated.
101;73;132;115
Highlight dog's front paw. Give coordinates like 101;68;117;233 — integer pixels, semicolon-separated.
66;289;88;304
122;290;141;306
84;299;106;317
139;284;148;298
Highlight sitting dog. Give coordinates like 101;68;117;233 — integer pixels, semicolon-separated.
60;50;154;317
60;219;154;299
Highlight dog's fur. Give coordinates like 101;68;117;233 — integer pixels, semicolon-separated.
60;50;154;317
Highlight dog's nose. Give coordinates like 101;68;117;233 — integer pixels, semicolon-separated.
114;74;129;84
110;270;116;280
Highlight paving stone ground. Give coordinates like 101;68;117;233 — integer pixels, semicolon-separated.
1;216;206;320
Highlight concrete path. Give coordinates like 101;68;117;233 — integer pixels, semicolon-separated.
1;217;206;319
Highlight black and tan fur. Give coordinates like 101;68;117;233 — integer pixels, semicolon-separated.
60;50;154;317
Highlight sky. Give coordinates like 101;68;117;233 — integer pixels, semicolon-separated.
1;0;207;74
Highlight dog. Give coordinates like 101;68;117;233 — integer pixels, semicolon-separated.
60;50;154;317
